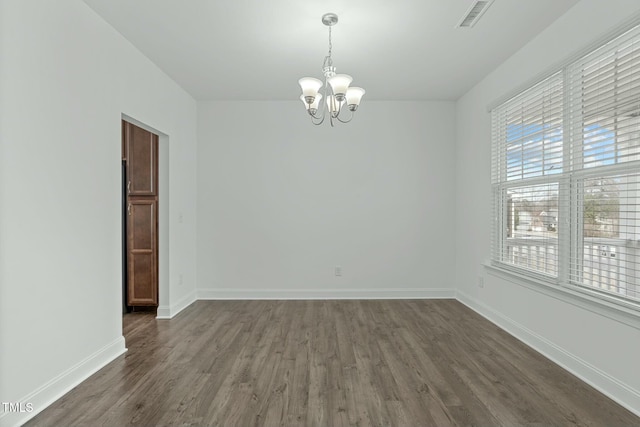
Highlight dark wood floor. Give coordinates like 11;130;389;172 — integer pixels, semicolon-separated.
26;300;639;426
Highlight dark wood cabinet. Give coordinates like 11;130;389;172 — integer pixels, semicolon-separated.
124;122;158;196
123;120;159;307
127;199;158;306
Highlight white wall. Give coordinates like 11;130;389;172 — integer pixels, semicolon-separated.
0;1;197;426
197;101;456;299
455;0;640;415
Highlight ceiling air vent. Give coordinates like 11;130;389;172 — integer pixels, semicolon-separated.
456;0;494;28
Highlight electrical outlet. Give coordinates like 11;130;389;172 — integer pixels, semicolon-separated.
335;266;342;277
478;276;484;288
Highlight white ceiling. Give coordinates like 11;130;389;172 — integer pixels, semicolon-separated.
83;0;580;101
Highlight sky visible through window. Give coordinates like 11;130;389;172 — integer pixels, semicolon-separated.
583;124;618;167
506;123;616;182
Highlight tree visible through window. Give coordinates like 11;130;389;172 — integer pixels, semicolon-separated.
583;177;620;238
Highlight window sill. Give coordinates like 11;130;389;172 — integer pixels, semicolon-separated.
483;262;640;331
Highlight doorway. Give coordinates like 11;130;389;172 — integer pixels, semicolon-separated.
121;115;170;321
122;120;159;313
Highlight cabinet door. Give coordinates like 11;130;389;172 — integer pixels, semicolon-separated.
124;121;158;196
127;199;158;306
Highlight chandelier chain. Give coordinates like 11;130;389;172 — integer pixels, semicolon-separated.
323;25;333;69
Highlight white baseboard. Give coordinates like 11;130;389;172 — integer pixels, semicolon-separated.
156;305;171;318
156;290;197;319
456;290;640;418
0;337;126;427
196;287;455;300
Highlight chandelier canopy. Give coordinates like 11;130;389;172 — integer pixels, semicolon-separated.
299;13;365;127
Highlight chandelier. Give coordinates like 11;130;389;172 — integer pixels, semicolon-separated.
298;13;365;127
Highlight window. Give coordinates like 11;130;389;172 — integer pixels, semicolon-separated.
492;74;564;279
491;23;640;306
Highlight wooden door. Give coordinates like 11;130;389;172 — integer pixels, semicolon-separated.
123;120;159;307
127;199;158;306
124;121;158;196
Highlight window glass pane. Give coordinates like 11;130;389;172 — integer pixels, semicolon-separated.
583;123;616;167
582;116;640;168
499;75;564;182
574;174;640;301
503;183;559;276
573;31;640;169
506;123;563;180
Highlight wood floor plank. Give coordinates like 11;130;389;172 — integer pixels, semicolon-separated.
24;300;640;427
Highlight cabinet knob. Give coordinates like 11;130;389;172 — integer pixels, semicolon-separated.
128;203;132;216
127;181;132;193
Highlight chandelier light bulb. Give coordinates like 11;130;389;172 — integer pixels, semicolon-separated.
310;93;323;110
298;77;323;102
327;95;346;114
328;74;353;100
346;87;366;110
299;95;309;109
300;94;323;112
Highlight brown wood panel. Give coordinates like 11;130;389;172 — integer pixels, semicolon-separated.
124;121;158;196
127;199;157;306
25;300;640;427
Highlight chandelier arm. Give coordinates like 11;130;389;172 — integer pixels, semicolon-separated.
307;108;325;123
309;79;331;122
335;110;355;124
306;81;331;125
310;114;325;126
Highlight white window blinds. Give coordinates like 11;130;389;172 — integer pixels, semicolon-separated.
567;25;640;302
492;21;640;307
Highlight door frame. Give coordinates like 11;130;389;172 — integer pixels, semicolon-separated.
121;114;170;319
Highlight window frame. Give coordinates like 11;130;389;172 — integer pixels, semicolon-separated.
490;21;640;316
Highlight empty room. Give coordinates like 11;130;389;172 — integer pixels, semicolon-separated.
2;0;640;426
